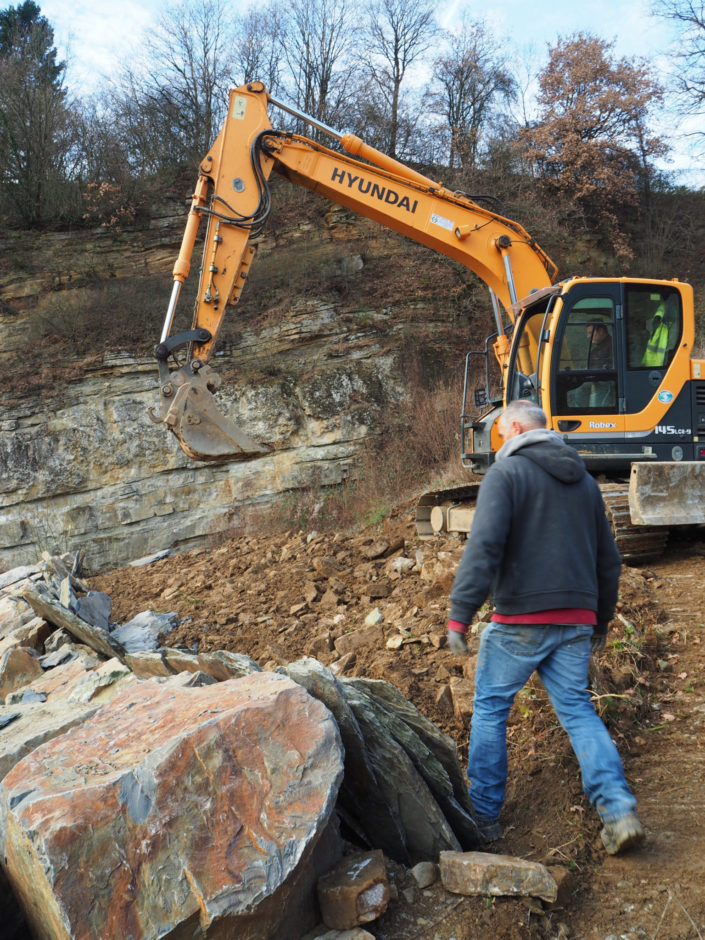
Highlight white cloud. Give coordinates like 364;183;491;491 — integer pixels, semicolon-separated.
41;0;164;92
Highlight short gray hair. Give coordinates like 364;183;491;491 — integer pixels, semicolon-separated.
501;400;547;431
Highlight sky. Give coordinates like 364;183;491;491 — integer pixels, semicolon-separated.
39;0;701;186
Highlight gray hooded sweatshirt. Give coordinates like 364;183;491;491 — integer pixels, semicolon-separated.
448;429;621;633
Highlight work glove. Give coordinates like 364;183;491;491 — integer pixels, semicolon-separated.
590;626;607;655
447;621;469;654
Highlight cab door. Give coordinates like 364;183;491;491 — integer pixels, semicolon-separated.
549;283;625;439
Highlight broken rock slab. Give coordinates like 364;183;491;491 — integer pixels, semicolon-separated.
341;681;463;863
0;616;51;656
317;850;389;930
66;658;136;705
0;563;46;593
439;851;558;904
22;584;127;663
0;646;43;701
126;648;261;681
110;610;178;653
280;659;409;865
343;677;481;851
334;624;383;657
0;672;344;940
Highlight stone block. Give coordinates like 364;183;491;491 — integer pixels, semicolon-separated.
125;648;260;680
449;677;475;720
67;658;136;704
0;673;344;940
361;539;390;560
110;610;177;653
307;633;334;658
410;861;439;888
317;850;389;930
435;684;454;716
334;625;382;657
0;699;102;780
439;851;558;903
18;657;90;700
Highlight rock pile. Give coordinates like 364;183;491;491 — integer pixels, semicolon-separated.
0;552;565;939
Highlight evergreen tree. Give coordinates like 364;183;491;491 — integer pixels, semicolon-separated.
0;0;76;225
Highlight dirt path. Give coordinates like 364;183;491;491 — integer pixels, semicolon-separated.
91;524;705;939
567;545;705;940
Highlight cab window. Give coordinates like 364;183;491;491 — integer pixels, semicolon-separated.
625;286;682;370
555;297;618;413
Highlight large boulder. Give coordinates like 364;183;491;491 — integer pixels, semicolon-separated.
0;672;344;940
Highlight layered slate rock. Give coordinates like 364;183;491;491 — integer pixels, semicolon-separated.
281;659;482;865
281;659;408;862
0;673;344;940
343;677;481;851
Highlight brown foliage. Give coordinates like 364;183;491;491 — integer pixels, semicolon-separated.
521;33;667;259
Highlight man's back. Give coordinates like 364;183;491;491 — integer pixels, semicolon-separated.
449;429;621;626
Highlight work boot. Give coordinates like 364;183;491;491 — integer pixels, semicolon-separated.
600;812;645;855
473;815;502;844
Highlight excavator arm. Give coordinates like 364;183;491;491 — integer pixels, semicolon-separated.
150;81;556;461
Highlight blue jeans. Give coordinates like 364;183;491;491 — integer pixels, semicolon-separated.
468;622;637;824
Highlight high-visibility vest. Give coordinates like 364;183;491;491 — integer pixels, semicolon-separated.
641;311;669;367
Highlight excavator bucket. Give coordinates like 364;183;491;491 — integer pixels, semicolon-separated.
629;462;705;526
148;363;269;462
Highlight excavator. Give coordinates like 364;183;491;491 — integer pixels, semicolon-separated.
149;81;705;561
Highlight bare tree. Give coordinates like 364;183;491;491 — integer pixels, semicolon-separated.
362;0;437;157
0;0;80;224
233;0;285;95
429;20;515;169
653;0;705;140
112;0;236;172
279;0;355;131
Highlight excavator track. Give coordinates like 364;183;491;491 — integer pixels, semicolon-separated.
415;483;481;538
599;483;669;563
416;481;669;564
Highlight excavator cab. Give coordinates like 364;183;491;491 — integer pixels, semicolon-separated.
465;277;701;474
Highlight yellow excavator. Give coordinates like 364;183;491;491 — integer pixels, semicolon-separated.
149;82;705;560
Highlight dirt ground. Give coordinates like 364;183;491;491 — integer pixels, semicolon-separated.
92;512;705;940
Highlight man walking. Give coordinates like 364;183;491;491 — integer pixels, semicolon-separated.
447;399;644;855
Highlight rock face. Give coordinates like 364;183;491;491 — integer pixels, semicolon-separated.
0;306;404;572
0;673;344;940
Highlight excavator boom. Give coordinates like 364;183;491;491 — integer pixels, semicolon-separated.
150;82;556;460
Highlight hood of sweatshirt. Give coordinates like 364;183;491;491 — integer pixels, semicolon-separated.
495;428;586;484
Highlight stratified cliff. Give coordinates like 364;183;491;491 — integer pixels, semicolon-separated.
1;197;477;572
